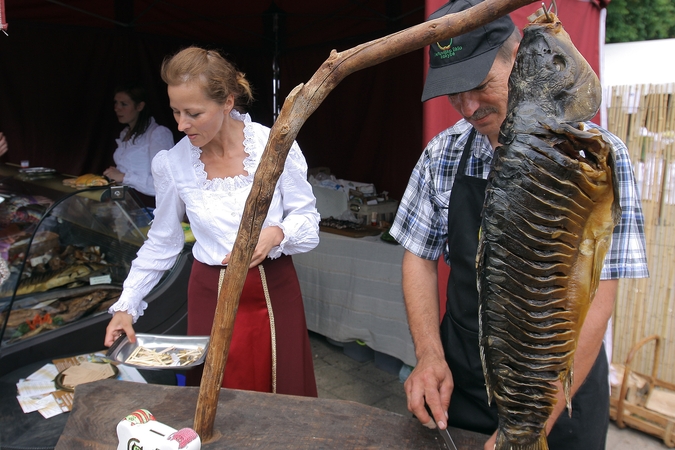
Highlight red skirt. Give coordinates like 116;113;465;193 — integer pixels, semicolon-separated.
186;255;317;397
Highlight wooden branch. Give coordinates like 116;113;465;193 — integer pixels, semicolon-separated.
194;0;538;440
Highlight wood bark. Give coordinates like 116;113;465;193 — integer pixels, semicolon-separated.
194;0;538;440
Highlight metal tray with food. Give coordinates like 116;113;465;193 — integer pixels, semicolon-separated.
18;167;57;174
107;333;209;369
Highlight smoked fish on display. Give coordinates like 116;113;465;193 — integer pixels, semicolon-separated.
477;8;621;450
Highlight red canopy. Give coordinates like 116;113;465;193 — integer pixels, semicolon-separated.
424;0;606;143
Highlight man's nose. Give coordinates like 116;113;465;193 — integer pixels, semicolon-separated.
448;92;479;118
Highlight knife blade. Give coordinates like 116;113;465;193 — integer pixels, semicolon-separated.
437;426;459;450
423;403;459;450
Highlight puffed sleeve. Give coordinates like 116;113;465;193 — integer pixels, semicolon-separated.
108;150;186;322
124;125;175;196
267;141;320;259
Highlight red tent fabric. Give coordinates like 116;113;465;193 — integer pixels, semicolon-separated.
424;0;606;144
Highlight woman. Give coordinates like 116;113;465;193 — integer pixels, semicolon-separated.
104;83;174;206
104;47;320;397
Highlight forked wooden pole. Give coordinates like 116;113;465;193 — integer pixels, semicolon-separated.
193;0;538;440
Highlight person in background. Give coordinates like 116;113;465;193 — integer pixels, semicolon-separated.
0;132;8;157
388;1;648;449
104;83;174;207
104;47;320;397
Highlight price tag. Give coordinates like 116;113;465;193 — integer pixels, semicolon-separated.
90;274;112;285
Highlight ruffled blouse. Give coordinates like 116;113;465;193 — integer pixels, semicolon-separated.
109;110;320;321
113;117;175;196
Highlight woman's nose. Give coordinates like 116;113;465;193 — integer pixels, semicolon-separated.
177;115;189;132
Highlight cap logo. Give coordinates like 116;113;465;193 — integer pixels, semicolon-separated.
437;38;453;51
433;39;463;59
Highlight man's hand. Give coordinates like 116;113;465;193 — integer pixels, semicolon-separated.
401;250;453;429
405;349;453;430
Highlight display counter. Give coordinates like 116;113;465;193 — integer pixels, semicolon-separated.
294;231;415;366
0;163;192;376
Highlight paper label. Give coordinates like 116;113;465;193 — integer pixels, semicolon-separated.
90;274;112;285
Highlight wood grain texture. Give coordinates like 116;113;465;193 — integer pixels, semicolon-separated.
55;379;488;449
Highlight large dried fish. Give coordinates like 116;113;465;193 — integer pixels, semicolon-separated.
0;263;105;297
477;9;620;450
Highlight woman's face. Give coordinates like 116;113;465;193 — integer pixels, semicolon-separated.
168;82;230;148
113;92;144;128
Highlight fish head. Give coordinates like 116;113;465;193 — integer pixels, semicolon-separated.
508;10;601;124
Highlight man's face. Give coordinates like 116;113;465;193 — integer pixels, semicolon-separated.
446;53;515;145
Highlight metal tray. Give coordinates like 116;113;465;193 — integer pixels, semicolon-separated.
106;333;209;369
18;167;56;174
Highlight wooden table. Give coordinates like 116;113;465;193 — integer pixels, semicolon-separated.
56;378;488;449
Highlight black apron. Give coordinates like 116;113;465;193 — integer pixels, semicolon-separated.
440;130;609;448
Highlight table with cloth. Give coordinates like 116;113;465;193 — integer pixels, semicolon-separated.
294;231;416;367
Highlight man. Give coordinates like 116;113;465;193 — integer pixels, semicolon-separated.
389;1;649;449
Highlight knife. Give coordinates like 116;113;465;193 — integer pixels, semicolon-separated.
424;402;459;450
437;425;459;450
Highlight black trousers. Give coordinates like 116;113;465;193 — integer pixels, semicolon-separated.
444;325;609;450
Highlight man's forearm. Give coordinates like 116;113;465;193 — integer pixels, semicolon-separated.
402;250;444;360
546;278;618;432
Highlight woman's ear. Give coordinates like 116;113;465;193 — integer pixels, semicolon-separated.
136;101;146;112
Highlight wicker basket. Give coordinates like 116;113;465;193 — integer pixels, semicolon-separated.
610;335;675;448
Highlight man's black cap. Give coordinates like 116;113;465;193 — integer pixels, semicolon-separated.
421;0;516;101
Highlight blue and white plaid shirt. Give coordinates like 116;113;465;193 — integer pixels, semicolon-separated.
390;119;649;280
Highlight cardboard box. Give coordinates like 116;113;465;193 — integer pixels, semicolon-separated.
312;185;349;219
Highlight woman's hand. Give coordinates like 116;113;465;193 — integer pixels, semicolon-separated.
104;311;136;347
103;166;125;183
222;226;284;268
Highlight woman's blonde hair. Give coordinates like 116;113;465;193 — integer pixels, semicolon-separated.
161;47;254;111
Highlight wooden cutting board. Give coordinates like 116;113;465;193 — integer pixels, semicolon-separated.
55;378;487;449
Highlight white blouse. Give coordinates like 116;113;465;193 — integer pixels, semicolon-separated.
109;110;320;321
114;117;175;196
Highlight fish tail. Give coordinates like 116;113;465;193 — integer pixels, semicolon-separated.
495;429;549;450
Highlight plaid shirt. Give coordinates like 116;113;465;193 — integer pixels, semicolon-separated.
390;119;649;280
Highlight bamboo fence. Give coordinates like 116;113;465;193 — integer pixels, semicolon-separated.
605;83;675;384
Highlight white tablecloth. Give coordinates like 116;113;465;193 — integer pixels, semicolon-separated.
294;231;416;366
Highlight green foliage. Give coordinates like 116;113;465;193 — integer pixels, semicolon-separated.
606;0;675;43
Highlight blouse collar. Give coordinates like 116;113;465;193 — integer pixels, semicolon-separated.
190;109;258;191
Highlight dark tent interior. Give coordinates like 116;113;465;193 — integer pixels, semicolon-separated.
0;0;427;201
0;0;609;201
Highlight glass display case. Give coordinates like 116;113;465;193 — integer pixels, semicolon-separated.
0;164;192;376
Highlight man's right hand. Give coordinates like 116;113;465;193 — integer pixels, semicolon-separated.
404;350;454;430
